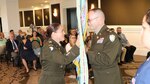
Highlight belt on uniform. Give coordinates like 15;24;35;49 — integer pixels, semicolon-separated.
41;71;65;76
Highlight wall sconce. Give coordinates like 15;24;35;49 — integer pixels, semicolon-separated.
53;8;58;17
91;3;95;9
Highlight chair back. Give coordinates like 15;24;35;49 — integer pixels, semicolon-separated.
0;45;6;55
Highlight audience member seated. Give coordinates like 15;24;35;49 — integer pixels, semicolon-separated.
85;36;91;50
69;28;78;37
65;35;77;75
0;32;7;62
6;32;19;66
0;32;7;47
16;30;23;67
85;32;94;50
9;29;17;38
20;32;37;73
110;28;115;32
16;30;23;47
120;47;127;63
60;34;69;48
30;31;42;68
117;27;136;63
30;31;42;57
37;27;46;43
65;35;77;52
118;47;127;65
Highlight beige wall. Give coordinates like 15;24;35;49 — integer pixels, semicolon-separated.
0;5;1;17
108;25;149;56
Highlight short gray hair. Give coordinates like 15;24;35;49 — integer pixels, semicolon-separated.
89;8;105;20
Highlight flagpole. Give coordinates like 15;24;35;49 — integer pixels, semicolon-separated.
76;0;89;84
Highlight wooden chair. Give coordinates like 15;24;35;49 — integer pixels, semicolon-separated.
0;45;6;63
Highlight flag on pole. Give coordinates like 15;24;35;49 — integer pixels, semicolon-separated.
73;0;89;84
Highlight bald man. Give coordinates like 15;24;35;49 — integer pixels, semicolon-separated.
87;8;123;84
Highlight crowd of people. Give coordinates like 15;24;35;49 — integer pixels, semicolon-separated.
0;28;45;73
0;8;150;84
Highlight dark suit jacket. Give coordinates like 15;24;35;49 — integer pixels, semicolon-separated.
6;39;19;59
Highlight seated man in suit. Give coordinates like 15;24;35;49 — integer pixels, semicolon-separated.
6;33;19;66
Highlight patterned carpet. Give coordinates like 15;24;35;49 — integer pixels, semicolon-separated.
120;61;144;84
0;63;25;84
0;55;146;84
120;55;146;84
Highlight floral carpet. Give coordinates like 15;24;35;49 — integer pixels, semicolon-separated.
0;55;146;84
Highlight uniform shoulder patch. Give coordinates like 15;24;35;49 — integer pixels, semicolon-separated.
109;34;115;42
49;46;54;51
48;41;54;51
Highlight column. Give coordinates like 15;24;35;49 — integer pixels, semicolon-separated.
0;0;19;37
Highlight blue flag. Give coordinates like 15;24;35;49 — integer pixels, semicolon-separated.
73;0;89;84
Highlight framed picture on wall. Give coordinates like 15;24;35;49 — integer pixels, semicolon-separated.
67;8;77;32
19;11;23;27
43;8;50;26
24;10;34;26
51;3;61;24
35;9;43;26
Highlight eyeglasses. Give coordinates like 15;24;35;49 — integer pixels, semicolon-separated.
88;17;99;23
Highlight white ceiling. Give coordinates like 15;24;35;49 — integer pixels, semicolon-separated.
19;0;50;9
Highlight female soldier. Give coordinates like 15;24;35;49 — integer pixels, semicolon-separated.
38;23;79;84
132;9;150;84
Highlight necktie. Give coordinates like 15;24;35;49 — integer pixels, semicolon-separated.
91;33;97;45
12;41;17;50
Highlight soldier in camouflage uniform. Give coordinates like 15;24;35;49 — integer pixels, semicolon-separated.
38;23;79;84
87;8;123;84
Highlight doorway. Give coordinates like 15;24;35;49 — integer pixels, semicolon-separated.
0;18;2;32
66;8;77;33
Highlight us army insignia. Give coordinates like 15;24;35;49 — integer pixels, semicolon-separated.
109;35;115;42
49;47;54;51
97;37;104;43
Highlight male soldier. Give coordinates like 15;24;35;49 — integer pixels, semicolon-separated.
87;8;123;84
